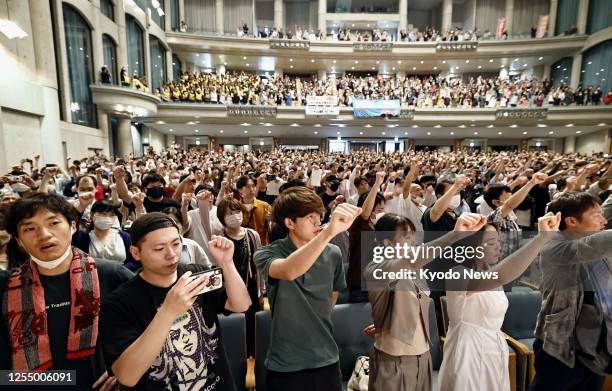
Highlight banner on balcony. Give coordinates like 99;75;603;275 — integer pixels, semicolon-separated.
536;15;549;38
352;99;401;118
306;96;340;115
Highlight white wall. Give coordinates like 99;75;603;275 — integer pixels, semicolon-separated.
1;109;44;168
575;129;611;155
61;121;109;159
147;127;167;152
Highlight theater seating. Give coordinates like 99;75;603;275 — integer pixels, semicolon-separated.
218;313;247;390
254;299;442;390
503;288;542;391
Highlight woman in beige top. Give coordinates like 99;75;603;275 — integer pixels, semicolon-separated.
364;212;487;391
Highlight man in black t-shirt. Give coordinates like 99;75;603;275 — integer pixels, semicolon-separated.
100;212;251;390
113;167;180;213
0;193;133;391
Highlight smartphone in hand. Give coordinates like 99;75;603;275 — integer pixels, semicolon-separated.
187;268;223;295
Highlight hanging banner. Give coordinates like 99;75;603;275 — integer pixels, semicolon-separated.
352;99;401;118
305;96;340;115
496;17;507;38
536;15;549;38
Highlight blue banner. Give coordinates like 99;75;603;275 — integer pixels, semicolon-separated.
353;99;401;118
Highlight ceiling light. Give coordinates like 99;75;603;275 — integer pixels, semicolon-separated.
465;60;470;63
219;130;224;133
397;60;402;64
355;60;359;64
434;125;441;128
382;132;386;135
376;61;380;64
314;123;321;127
267;130;272;134
394;137;399;142
290;65;294;68
565;124;574;127
241;122;251;126
351;66;355;70
538;57;543;60
420;60;424;64
392;67;396;70
510;124;518;128
450;132;454;135
311;59;315;63
169;128;173;132
478;65;482;69
194;129;199;132
0;19;28;39
372;67;375;70
523;131;528;134
458;124;466;128
405;131;409;135
412;125;418;128
442;60;446;64
364;124;372;127
242;56;246;60
246;63;250;67
434;66;438;70
537;124;548;127
498;131;503;135
427;132;431;135
576;130;581;134
524;64;528;67
336;131;340;135
597;123;606;126
514;58;519;61
489;59;494;63
487;124;494;128
412;67;416;70
548;131;554;134
244;130;248;134
359;131;363;135
333;60;336;63
290;123;299;127
289;58;293;62
474;132;478;135
314;131;318;134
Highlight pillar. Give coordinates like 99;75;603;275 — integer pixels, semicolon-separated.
215;0;224;33
318;0;327;35
547;0;558;37
29;0;63;164
505;0;514;35
97;111;110;155
164;0;171;32
274;0;283;29
441;0;452;34
143;32;152;88
179;0;185;24
542;63;551;80
576;0;589;35
399;0;408;33
218;64;226;75
570;52;582;89
116;117;134;158
564;135;576;154
166;50;173;82
116;1;128;74
166;134;176;147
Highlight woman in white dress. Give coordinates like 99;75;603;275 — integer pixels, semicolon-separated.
438;212;561;391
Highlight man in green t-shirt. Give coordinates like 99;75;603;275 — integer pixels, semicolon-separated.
254;186;362;391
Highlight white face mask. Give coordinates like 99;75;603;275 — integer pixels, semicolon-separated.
448;194;461;210
170;179;180;187
30;244;73;270
225;212;243;229
11;183;30;193
372;212;385;225
93;216;116;230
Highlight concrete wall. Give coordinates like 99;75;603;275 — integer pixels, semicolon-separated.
575;129;612;155
147;127;167;152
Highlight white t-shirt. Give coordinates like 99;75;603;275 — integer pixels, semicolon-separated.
384;195;424;233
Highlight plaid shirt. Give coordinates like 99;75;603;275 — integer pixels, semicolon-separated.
487;208;521;260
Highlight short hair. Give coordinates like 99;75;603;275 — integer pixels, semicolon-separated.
357;191;385;209
76;175;98;188
217;198;246;226
374;213;416;243
141;173;165;189
161;206;183;226
129;212;179;247
4;193;78;237
236;175;254;190
546;192;601;230
354;176;368;188
434;180;453;197
272;187;325;228
279;179;306;193
90;200;119;217
483;184;512;209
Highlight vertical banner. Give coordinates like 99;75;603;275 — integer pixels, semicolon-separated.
536;15;549;38
496;17;507;38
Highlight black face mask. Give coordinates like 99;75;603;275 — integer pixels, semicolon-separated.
330;183;340;192
146;187;164;199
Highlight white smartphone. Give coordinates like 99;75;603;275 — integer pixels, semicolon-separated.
187;268;223;295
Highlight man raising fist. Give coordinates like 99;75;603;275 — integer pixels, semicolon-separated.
254;187;362;391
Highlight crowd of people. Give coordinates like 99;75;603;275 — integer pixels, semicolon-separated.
149;71;611;109
0;144;611;390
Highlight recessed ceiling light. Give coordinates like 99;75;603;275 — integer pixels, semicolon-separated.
290;123;299;127
478;65;482;69
442;60;446;64
412;125;418;128
289;58;293;62
597;123;606;126
290;65;294;68
489;59;494;62
194;129;199;132
523;64;528;67
523;131;528;134
314;131;318;134
427;132;431;135
538;57;543;60
514;58;519;61
311;59;315;63
351;66;355;70
196;54;199;57
244;130;248;134
246;63;249;66
241;122;250;126
364;124;372;128
267;130;272;134
169;128;173;132
455;66;460;70
333;60;336;63
458;124;466;128
242;56;246;60
336;131;340;135
434;125;441;128
372;67;375;70
537;124;548;127
465;60;470;63
420;60;424;64
156;120;165;124
474;132;478;135
382;132;386;135
549;131;554;134
314;124;321;127
487;124;494;128
392;67;396;70
397;60;402;64
434;66;438;70
510;124;518;128
376;61;380;64
355;60;359;64
412;67;416;70
450;132;454;135
219;129;223;133
565;124;574;127
576;130;582;134
498;131;503;135
359;131;363;135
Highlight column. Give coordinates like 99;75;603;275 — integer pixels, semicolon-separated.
143;33;152;88
399;0;408;33
179;0;185;24
547;0;558;37
215;0;224;33
116;2;128;73
274;0;283;29
166;134;176;147
29;0;63;164
164;0;171;32
564;135;576;154
505;0;514;35
542;63;552;80
441;0;452;34
116;117;134;158
218;64;227;75
318;0;327;35
166;50;173;82
570;52;582;89
576;0;589;35
97;111;110;155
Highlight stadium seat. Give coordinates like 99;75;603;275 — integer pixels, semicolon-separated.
219;313;247;390
503;288;542;391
